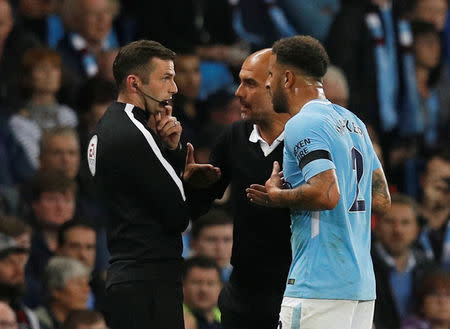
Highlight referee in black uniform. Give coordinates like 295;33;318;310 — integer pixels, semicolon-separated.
185;49;292;329
83;40;188;329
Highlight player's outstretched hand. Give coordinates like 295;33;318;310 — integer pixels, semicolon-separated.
247;161;283;207
183;143;221;188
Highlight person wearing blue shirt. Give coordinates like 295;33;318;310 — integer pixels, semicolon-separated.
247;36;391;329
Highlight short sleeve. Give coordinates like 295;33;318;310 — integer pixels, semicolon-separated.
285;112;336;182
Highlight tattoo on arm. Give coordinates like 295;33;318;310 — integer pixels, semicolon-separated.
372;169;390;213
327;180;336;203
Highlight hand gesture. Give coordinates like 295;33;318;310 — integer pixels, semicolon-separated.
154;106;182;150
183;143;221;188
246;161;283;207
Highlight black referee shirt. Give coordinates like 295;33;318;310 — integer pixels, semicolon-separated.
83;102;189;287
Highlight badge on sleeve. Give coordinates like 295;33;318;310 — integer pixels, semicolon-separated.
87;135;98;176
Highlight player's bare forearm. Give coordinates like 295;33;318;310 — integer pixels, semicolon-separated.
271;169;340;210
371;168;391;215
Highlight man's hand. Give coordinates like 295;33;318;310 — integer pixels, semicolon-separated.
183;143;221;188
246;161;284;207
154;106;182;150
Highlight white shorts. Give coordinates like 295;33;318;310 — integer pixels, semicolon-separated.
278;297;375;329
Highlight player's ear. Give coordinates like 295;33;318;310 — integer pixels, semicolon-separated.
284;71;295;88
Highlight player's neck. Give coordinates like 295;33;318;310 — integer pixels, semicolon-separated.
289;86;326;116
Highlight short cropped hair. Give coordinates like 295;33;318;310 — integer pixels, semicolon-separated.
113;40;176;91
57;219;96;248
182;256;222;281
0;216;32;238
191;209;233;240
39;126;79;156
30;170;76;202
389;193;419;219
272;36;330;80
63;310;105;329
45;256;90;292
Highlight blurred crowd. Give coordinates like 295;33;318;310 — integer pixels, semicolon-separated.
0;0;449;329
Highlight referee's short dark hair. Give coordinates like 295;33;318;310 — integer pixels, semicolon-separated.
182;256;222;281
113;40;176;92
191;209;233;241
272;36;330;80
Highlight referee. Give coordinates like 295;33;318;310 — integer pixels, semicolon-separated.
83;40;188;329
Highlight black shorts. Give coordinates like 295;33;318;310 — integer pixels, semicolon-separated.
105;279;184;329
218;280;284;329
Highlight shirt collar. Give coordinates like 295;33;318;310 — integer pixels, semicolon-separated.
249;124;284;144
375;241;417;273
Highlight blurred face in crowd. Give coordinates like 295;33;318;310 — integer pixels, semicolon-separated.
266;54;289;114
235;49;274;125
0;0;12;46
375;202;419;257
40;134;80;179
412;0;448;31
14;233;31;251
98;49;118;82
79;0;114;44
323;73;348;108
0;252;28;300
0;301;18;329
422;289;450;325
191;224;233;268
421;157;450;209
174;54;201;100
31;60;61;95
77;320;108;329
183;266;221;314
58;226;96;270
32;190;75;229
52;275;90;311
414;32;441;70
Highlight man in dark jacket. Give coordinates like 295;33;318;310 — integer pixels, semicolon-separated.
83;40;189;329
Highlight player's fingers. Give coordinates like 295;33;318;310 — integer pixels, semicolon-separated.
248;184;267;193
272;161;280;176
246;189;268;206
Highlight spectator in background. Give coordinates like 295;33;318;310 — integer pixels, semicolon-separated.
190;210;233;283
96;49;118;83
0;215;32;249
25;170;76;308
402;270;450;329
410;0;448;32
411;20;450;147
56;220;107;313
0;301;18;329
76;77;117;150
8;48;77;171
0;232;39;329
372;194;434;329
39;127;80;180
183;256;222;329
172;46;208;150
57;0;119;107
0;0;40;111
327;0;421;164
323;64;349;108
34;257;90;329
418;149;450;271
62;310;107;329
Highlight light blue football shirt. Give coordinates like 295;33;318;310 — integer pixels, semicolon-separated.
283;99;381;301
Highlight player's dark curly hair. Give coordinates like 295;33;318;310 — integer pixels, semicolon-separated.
272;36;330;80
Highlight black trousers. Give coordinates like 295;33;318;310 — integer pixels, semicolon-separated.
218;280;284;329
105;279;184;329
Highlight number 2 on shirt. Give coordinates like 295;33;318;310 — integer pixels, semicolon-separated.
349;147;366;212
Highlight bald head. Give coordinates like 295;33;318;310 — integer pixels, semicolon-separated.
0;301;18;329
235;48;276;124
0;0;13;45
